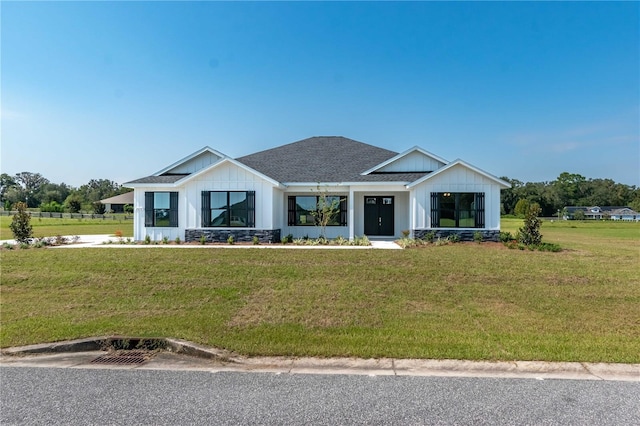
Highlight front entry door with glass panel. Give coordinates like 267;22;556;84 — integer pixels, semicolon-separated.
364;196;394;236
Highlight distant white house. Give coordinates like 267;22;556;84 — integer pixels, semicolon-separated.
609;207;640;221
124;136;511;243
564;206;639;221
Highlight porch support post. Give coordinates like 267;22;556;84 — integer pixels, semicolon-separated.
409;189;415;239
348;186;355;240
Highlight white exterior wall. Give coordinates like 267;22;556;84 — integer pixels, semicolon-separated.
377;151;445;172
186;162;276;230
411;164;503;230
132;161;278;241
272;189;285;230
132;187;185;241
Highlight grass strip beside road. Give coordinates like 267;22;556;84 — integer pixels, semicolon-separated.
2;222;639;363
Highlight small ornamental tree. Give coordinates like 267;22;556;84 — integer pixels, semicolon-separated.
9;202;33;243
518;204;542;246
310;187;342;241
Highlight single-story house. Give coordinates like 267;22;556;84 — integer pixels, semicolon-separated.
124;136;511;243
100;191;134;213
564;206;639;221
609;207;639;221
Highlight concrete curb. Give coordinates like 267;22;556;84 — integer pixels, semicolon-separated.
0;337;107;355
0;337;236;359
1;337;638;381
163;338;238;362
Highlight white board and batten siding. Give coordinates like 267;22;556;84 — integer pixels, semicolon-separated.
165;151;222;175
134;161;278;241
377;151;445;173
411;163;503;230
132;189;183;241
186;162;278;230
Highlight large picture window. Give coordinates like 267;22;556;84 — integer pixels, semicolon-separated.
430;192;485;228
145;192;178;227
201;191;255;227
287;195;347;226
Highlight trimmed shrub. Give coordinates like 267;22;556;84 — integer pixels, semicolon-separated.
518;205;542;246
9;202;33;243
499;231;514;243
473;231;483;243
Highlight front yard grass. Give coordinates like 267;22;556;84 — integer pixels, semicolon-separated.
2;218;639;363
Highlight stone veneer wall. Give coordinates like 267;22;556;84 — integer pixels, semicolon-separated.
413;229;500;242
185;229;281;244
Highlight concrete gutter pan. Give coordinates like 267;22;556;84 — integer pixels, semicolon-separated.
1;337;638;382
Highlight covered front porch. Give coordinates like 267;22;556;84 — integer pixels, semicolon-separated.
279;186;410;241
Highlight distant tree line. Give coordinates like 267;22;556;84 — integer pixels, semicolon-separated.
0;172;131;214
501;172;640;217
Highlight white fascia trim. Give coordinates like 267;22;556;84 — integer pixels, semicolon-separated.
124;183;180;189
360;146;449;175
175;157;284;188
283;181;413;187
406;159;512;189
282;182;346;187
154;146;229;176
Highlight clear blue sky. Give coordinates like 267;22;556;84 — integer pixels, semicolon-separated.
2;1;638;187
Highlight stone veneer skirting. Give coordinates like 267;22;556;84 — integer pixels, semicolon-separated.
185;229;281;244
413;229;500;242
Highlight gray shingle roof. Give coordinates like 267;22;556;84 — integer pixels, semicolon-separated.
125;175;187;185
100;191;134;204
236;136;418;183
126;137;430;185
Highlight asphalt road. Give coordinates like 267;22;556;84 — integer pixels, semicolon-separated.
1;367;638;425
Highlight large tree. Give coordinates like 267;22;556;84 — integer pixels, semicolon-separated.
38;182;72;205
499;176;523;215
75;179;124;204
14;172;49;208
552;172;587;207
580;179;632;207
0;173;18;205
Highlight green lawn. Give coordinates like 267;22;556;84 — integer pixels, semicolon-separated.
0;215;133;240
1;219;639;363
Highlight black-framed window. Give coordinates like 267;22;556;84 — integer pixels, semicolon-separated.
430;192;485;228
145;192;178;227
201;191;255;227
287;195;347;226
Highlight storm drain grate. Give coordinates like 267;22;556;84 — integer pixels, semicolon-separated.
91;350;152;365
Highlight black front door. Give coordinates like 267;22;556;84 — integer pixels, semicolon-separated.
364;196;394;236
